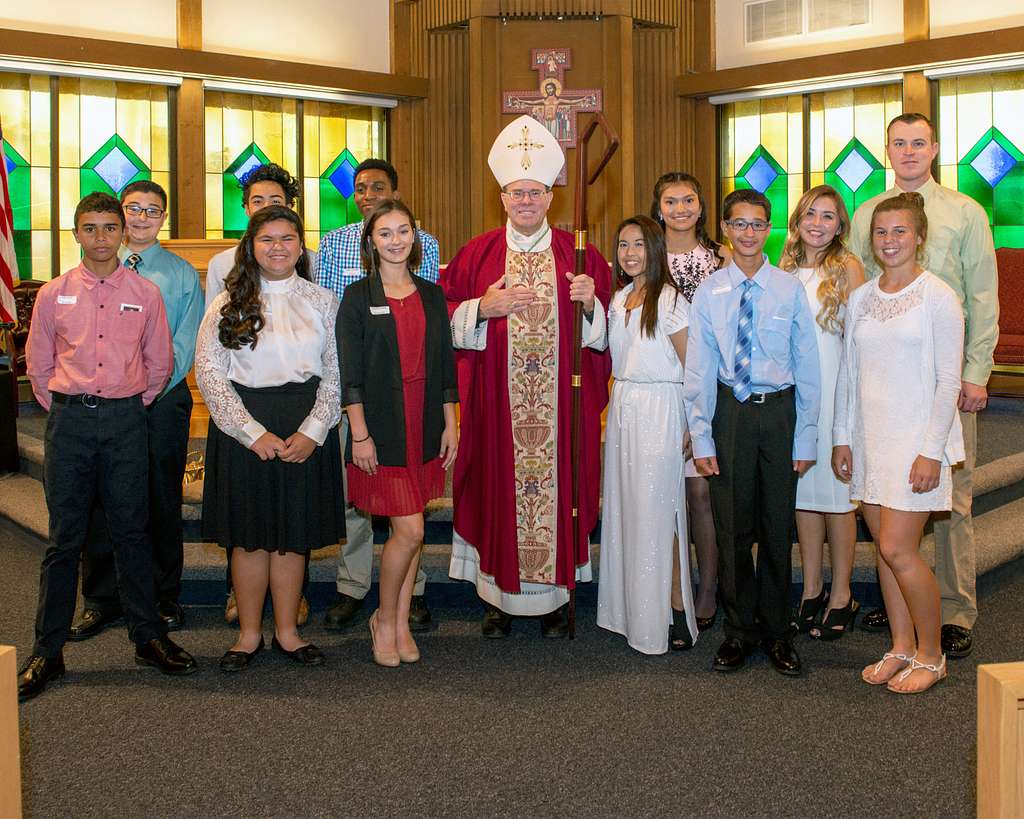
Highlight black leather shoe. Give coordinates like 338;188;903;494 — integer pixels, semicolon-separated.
67;608;123;642
713;638;749;672
18;654;65;702
540;605;569;639
860;606;889;633
481;604;512;639
941;624;973;658
135;636;198;676
271;636;324;666
409;595;432;632
762;639;802;676
158;600;184;632
220;637;265;673
324;593;364;631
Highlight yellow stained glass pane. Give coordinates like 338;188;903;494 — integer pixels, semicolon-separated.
720;103;736;177
151;89;170;173
853;85;886;163
992;70;1024;153
116;83;152;168
205;91;224;173
787;95;802;174
303;103;321;177
58;168;80;230
30;167;50;229
759;97;789;170
809;171;825;187
371;113;384;157
222;93;255;170
787;174;803;219
938;79;958;165
305;231;320;251
58;78;80;168
31;231;52;280
304;178;320;232
320;113;346;175
0;73;30;156
823;89;853;166
253;96;284;165
346;108;373;161
733;101;761;172
282;102;298;174
59;231;80;273
938;163;957;188
29;75;51;166
883;86;903;168
206;173;222;232
955;74;992;163
808;95;824;173
78;78;117;163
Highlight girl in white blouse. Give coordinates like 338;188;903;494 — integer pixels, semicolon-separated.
196;206;344;672
833;192;964;694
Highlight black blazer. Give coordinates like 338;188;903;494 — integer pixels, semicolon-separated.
339;274;459;466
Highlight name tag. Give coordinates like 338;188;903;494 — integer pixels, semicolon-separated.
57;295;77;305
370;305;390;316
120;303;143;313
711;284;731;295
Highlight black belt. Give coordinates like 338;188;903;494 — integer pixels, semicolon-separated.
50;392;141;408
718;383;794;405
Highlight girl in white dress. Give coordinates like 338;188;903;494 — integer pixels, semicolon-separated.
598;215;697;654
779;185;865;639
833;192;964;694
650;172;731;639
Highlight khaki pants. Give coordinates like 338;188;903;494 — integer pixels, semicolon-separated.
932;409;977;629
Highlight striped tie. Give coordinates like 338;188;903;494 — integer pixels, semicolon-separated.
732;279;754;402
126;253;142;270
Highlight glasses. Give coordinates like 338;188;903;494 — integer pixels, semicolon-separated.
503;188;548;203
724;219;770;232
124;204;165;219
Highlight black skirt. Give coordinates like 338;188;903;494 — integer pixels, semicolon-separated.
202;377;345;554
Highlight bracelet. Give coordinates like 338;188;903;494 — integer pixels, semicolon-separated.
353;433;371;443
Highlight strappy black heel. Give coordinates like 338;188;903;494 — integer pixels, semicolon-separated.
791;586;827;633
810;598;860;641
670;609;693;651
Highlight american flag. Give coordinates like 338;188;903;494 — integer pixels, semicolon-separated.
0;118;19;323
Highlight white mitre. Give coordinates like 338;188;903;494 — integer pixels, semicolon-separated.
487;114;565;188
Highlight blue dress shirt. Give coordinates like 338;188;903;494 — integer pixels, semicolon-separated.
683;256;821;461
316;221;440;301
120;242;203;397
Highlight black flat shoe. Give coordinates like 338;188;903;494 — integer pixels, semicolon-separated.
409;595;433;632
810;598;859;641
762;638;802;676
860;606;889;633
941;624;973;658
219;637;265;673
324;593;363;631
67;608;123;642
481;604;512;639
540;605;569;639
713;638;750;672
791;586;827;634
271;636;324;666
18;654;65;702
158;600;185;632
670;608;693;650
135;636;198;676
696;606;718;633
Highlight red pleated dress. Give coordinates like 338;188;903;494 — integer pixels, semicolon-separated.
347;290;446;516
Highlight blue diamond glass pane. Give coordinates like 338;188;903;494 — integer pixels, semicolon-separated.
3;153;14;175
970;140;1016;188
328;159;356;198
745;155;779;194
233;153;264;182
93;146;140;193
835;149;873;192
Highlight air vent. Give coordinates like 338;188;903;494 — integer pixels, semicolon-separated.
808;0;869;32
745;0;871;44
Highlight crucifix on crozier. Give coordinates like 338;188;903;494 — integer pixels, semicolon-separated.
502;48;602;186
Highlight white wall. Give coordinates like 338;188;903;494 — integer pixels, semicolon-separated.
0;0;177;47
203;0;391;73
715;0;904;70
930;0;1024;38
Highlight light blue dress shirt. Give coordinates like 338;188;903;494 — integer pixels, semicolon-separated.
683;256;821;461
120;242;203;396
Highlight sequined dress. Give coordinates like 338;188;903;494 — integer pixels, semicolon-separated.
597;284;697;654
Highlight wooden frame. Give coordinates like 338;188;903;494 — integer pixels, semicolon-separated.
977;662;1024;818
0;645;22;819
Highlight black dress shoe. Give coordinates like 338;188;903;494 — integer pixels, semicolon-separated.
135;636;199;676
713;638;749;672
220;637;265;672
18;654;65;702
540;605;569;639
158;600;185;632
271;636;325;666
860;606;889;633
409;595;432;632
324;593;364;631
762;639;802;677
941;624;973;658
481;604;512;639
67;608;123;642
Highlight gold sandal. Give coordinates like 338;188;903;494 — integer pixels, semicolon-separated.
862;651;913;685
887;655;947;695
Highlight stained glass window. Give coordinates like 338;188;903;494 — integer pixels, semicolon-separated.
0;72;52;280
937;70;1024;249
57;78;171;273
719;95;803;262
809;84;902;219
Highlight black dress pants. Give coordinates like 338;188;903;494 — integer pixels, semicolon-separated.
708;384;799;643
34;394;164;657
81;379;192;612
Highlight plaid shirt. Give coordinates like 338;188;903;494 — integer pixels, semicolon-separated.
316;221;440;300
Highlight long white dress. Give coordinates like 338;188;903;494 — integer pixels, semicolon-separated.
794;267;856;514
833;272;965;512
597;285;697;654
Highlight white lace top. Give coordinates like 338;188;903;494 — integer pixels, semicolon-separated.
195;273;342;449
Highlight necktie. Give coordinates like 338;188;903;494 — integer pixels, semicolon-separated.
126;253;142;270
732;279;754;402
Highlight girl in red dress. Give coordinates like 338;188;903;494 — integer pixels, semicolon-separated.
339;201;459;667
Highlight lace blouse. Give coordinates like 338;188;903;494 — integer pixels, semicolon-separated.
195;273;342;449
667;243;720;304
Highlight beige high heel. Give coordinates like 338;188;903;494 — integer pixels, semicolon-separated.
369;610;400;668
397;636;420;664
887;654;947;695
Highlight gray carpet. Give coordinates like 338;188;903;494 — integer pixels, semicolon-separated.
3;518;1023;818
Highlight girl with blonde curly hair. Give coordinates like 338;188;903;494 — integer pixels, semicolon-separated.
779;185;865;640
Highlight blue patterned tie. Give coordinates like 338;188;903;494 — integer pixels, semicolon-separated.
126;253;142;270
732;279;754;402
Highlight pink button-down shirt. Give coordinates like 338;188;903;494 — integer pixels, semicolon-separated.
26;263;173;410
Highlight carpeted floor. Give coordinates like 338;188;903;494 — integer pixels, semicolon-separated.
2;518;1022;818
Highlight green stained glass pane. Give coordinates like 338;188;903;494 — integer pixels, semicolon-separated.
3;139;30;231
994;226;1024;248
765;229;787;265
346;197;362;225
81;134;149;197
823;171;855;217
994;167;1024;225
13;231;31;278
223;143;271;236
318;179;347;235
958;167;995;220
856;170;887;212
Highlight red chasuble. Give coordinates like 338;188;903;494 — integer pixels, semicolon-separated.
441;227;611;593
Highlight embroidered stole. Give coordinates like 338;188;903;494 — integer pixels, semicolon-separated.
505;247;558;584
